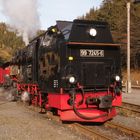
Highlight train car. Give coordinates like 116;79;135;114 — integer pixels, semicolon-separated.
0;63;10;87
11;19;122;122
0;67;4;85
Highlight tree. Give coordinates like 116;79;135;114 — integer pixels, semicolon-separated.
0;23;25;63
83;0;140;69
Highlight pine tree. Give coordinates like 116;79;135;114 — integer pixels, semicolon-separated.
83;0;140;69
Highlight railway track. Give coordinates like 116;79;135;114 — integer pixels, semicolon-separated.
40;108;140;139
71;120;140;140
3;101;139;140
26;105;137;139
117;102;140;117
72;123;113;140
19;101;140;139
105;121;140;138
1;88;139;140
1;88;140;139
24;106;113;139
48;105;140;139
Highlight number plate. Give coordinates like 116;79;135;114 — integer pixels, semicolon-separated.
80;49;104;57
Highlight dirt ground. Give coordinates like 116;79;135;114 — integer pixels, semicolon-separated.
0;88;88;140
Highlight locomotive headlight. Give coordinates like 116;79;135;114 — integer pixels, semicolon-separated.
115;75;120;82
89;28;97;37
68;56;74;61
69;76;76;84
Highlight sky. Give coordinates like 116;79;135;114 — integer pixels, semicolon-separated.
0;0;103;30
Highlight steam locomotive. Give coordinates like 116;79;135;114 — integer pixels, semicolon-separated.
2;19;122;122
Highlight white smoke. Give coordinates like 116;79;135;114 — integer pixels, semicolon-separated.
1;0;40;45
21;91;30;103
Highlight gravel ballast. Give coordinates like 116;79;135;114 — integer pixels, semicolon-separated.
0;88;88;140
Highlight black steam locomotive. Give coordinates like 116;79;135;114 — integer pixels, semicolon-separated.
9;19;122;122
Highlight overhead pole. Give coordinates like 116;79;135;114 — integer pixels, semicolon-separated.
126;2;131;93
126;0;140;93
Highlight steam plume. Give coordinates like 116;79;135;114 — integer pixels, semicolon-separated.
1;0;40;45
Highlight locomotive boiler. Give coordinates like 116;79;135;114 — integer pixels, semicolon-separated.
9;19;122;122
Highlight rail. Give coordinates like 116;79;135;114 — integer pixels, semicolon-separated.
18;101;140;139
72;123;113;140
105;121;140;138
117;102;140;117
